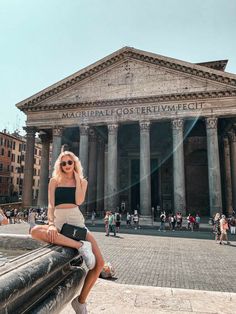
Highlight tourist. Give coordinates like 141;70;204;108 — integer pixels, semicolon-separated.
159;211;166;232
176;212;182;230
0;207;8;225
126;212;131;227
30;151;104;314
108;211;116;236
133;212;139;230
229;215;236;234
195;214;200;231
170;214;176;231
115;211;121;233
91;210;96;226
104;211;109;236
213;213;221;243
28;208;37;232
189;214;195;232
187;214;191;230
219;215;230;245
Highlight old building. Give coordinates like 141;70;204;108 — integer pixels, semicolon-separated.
16;47;236;219
0;131;42;204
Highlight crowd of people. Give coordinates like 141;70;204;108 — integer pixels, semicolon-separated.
0;206;47;226
213;212;236;245
158;211;201;232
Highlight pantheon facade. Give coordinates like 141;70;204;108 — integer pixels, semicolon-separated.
16;47;236;219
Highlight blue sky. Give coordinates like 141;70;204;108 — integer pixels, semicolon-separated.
0;0;235;133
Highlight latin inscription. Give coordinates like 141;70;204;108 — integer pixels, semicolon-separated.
61;102;203;119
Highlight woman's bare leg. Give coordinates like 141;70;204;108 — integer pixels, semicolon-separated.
31;225;82;249
78;232;104;304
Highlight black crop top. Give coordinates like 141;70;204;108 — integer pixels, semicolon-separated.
55;187;77;206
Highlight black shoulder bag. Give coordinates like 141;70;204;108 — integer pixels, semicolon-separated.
60;223;87;241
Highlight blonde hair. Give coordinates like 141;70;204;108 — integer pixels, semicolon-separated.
52;151;84;182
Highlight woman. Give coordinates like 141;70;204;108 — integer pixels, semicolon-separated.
0;207;8;225
219;215;230;245
213;213;221;243
31;151;104;314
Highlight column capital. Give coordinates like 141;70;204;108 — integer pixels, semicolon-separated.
107;123;118;135
39;131;51;143
80;124;89;136
171;118;184;130
228;130;236;143
23;126;37;136
53;126;63;137
223;136;230;146
206;117;218;129
89;128;97;142
139;120;150;131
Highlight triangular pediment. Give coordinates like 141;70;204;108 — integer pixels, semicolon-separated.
16;47;236;112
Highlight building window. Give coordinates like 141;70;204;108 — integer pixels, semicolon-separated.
21;165;24;173
10;177;13;184
7;165;10;172
34;168;36;176
17;155;20;163
0;138;3;145
11;154;15;162
13;141;16;149
17;177;19;184
0;164;3;171
11;166;13;172
1;148;4;156
8;150;11;157
38;169;40;176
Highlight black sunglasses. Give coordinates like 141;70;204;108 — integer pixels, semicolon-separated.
60;160;74;167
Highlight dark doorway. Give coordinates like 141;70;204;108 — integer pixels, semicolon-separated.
131;159;140;212
151;158;159;209
185;149;210;216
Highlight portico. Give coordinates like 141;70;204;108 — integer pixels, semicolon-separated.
16;47;236;218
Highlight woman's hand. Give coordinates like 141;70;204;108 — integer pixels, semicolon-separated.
47;225;58;243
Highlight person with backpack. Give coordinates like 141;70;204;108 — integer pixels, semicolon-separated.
108;212;116;236
115;212;121;233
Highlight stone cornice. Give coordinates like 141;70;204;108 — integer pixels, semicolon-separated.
16;47;236;112
22;89;236;112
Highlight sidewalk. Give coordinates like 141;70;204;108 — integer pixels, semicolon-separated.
61;279;236;314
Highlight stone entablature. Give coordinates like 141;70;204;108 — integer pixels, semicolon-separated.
25;97;236;129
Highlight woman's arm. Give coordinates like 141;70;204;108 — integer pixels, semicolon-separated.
48;178;57;225
74;171;88;205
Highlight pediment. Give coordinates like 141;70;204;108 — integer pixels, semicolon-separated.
16;47;236;112
46;59;235;105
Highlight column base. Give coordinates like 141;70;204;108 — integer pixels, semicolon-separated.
139;215;153;226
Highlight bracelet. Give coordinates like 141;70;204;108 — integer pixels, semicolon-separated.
48;223;55;227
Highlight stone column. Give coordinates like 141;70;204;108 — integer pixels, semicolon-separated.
206;117;222;215
87;129;97;213
139;121;151;220
79;124;89;178
37;132;50;207
107;123;118;210
223;136;233;214
228;130;236;211
172;119;186;215
97;137;105;214
50;127;63;176
104;144;108;210
22;126;36;207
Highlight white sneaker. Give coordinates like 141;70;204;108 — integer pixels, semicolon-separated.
78;241;96;270
71;298;87;314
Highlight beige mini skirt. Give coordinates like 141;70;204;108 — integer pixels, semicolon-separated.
54;206;85;231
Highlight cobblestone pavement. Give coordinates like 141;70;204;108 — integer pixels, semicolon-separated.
94;230;236;293
1;222;236;293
